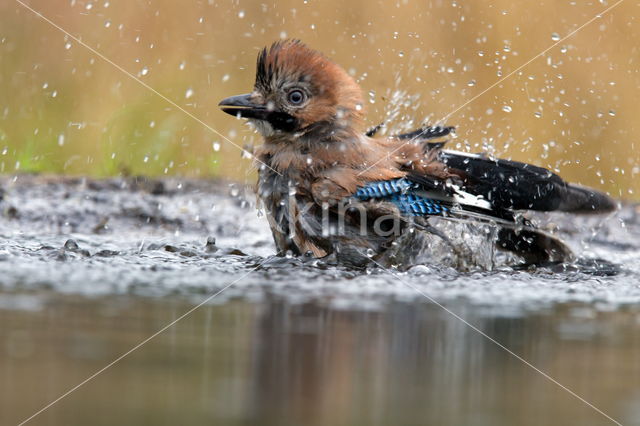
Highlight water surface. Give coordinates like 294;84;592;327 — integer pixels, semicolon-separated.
1;176;639;425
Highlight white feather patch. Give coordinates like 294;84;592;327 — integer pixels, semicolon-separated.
415;185;493;211
441;149;485;159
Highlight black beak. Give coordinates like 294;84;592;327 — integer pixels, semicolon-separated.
218;93;264;119
219;93;300;133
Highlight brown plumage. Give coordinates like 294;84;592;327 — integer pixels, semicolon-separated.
219;40;616;268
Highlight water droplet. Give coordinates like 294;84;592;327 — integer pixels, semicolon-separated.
467;80;476;87
179;61;186;71
478;51;484;57
398;51;405;58
51;90;58;98
57;134;65;146
143;156;149;163
502;105;512;113
185;88;194;99
355;103;363;111
212;142;221;152
104;20;111;28
368;90;376;104
608;110;616;116
221;74;230;82
85;3;93;10
238;10;245;18
42;82;49;89
140;67;149;76
64;42;72;50
149;121;155;128
534;111;542;118
551;32;561;41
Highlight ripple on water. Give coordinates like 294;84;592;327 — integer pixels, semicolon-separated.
0;175;638;313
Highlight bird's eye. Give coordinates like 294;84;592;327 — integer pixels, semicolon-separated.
287;89;305;105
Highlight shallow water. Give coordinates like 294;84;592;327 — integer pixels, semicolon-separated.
1;175;639;425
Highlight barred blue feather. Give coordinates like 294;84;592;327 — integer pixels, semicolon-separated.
353;178;414;199
354;178;448;216
389;194;448;216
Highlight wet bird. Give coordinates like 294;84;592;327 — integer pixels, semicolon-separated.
219;40;615;269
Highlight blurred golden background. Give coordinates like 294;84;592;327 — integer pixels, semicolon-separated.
0;0;638;199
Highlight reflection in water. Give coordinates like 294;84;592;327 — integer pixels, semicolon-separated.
2;295;639;425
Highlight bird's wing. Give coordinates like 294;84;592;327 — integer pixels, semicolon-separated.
352;177;511;224
353;126;616;264
437;150;616;214
366;124;455;140
352;177;573;264
394;125;455;141
379;125;615;215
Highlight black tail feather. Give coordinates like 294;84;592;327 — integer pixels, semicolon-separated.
439;151;616;214
554;184;617;213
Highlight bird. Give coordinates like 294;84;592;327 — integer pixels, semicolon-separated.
219;40;616;269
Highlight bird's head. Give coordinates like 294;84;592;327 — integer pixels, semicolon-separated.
219;40;365;139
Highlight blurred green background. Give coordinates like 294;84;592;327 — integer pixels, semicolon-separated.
0;0;638;199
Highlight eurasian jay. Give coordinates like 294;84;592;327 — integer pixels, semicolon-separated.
220;40;615;268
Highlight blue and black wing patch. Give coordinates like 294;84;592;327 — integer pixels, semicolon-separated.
353;178;448;217
387;194;448;216
353;178;413;199
352;176;578;264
